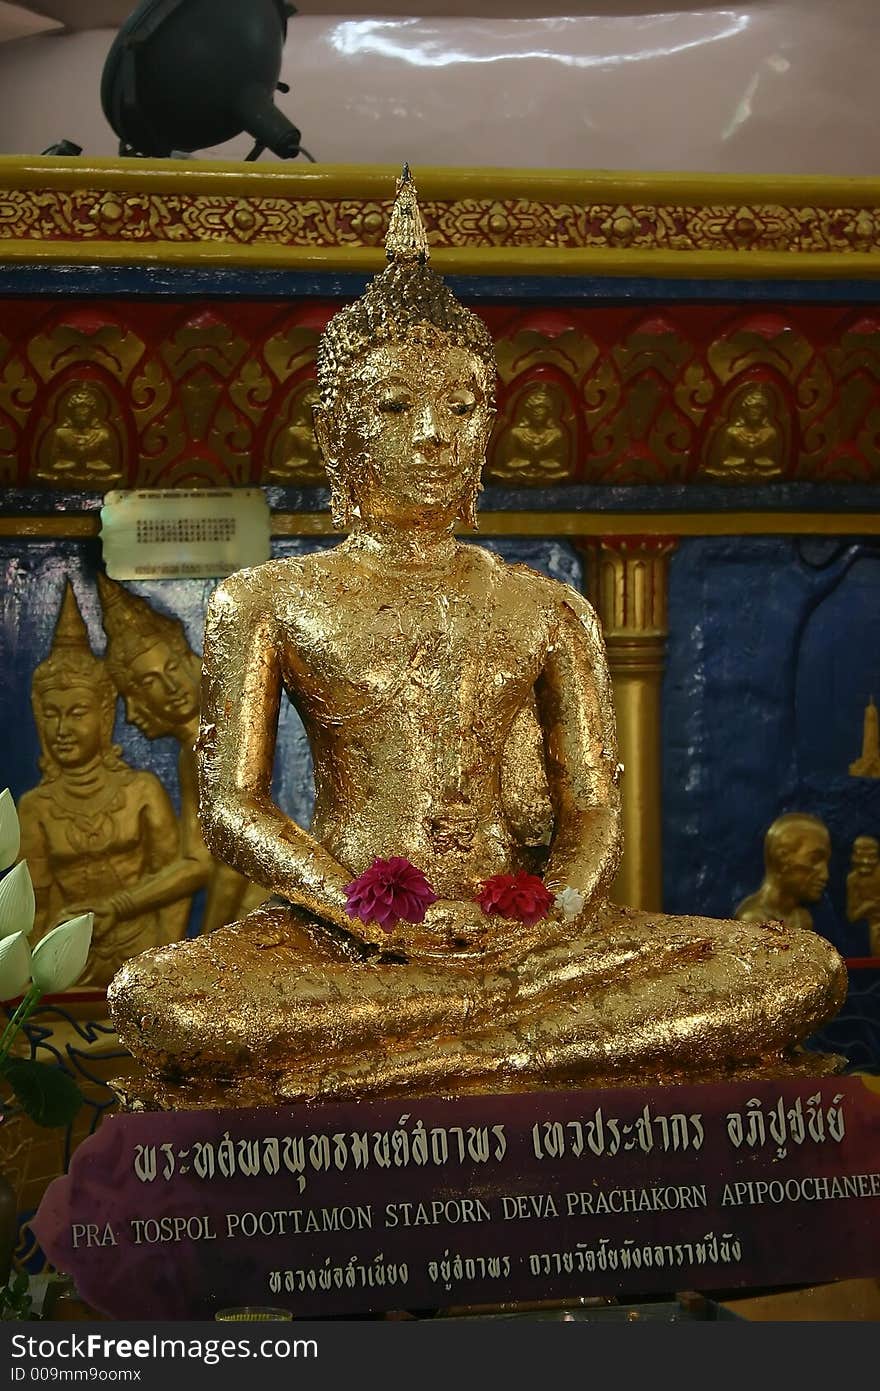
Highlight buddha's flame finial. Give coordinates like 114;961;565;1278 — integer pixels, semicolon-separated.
50;581;91;655
385;163;429;265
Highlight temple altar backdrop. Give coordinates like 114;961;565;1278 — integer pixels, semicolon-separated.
1;158;880;1260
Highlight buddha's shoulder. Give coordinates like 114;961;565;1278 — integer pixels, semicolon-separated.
476;549;601;633
208;554;336;605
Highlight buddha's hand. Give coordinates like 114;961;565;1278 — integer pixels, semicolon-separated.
422;899;492;952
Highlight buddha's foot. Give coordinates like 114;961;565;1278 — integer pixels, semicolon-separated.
109;901;847;1108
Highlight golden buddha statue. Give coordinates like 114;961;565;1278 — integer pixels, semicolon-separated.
18;582;182;987
846;835;880;956
736;812;831;935
267;384;326;484
110;170;846;1109
96;576;268;936
490;383;571;484
704;383;784;482
37;384;122;486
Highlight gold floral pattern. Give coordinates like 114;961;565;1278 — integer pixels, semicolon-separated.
1;170;880;259
2;301;880;488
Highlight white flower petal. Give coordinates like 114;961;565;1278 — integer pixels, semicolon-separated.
30;913;93;993
0;931;31;1000
0;860;35;940
554;886;586;922
0;790;20;873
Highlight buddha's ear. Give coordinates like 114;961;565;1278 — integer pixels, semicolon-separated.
311;400;352;530
312;401;329;456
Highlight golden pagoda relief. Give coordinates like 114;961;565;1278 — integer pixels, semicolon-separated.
107;169;846;1111
17;582;183;987
849;696;880;777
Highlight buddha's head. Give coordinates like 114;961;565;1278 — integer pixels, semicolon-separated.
851;835;880;875
32;582;118;778
740;386;770;427
97;574;201;740
521;385;553;428
313;167;497;532
65;385;103;431
764;812;831;902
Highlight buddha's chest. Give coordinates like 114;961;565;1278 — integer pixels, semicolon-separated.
283;584;546;727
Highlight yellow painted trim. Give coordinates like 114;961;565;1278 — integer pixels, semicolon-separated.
2;157;880;279
2;239;879;281
2;156;880;209
0;516;97;538
472;511;880;537
2;512;879;540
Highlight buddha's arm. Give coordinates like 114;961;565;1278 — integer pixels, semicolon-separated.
535;592;622;907
197;571;355;931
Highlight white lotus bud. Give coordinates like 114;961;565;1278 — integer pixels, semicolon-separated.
0;790;20;872
30;913;93;994
0;931;31;1001
554;886;586;922
0;860;35;940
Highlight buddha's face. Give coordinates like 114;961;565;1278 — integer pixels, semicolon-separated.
742;393;767;426
38;684;104;768
778;826;831;902
70;393;97;428
852;839;880;874
317;339;494;528
524;391;551;427
125;640;199;738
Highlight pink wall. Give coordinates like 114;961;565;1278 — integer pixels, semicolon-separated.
0;5;877;175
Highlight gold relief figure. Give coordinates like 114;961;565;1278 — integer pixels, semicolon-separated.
849;696;880;777
96;575;269;935
109;170;845;1110
488;382;572;484
736;813;831;934
34;384;123;487
17;583;181;987
847;836;880;956
703;383;786;482
266;383;325;484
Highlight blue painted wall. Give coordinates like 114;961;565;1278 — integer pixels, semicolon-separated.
663;536;880;956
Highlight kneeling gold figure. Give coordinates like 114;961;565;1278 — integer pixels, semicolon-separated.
109;170;845;1109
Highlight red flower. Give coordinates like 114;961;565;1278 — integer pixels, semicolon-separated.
477;871;554;927
344;857;438;933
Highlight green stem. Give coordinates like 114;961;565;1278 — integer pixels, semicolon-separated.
0;984;42;1067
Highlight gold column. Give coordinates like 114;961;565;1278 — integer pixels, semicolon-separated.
580;537;677;910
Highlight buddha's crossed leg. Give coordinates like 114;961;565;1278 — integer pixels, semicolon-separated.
111;900;846;1102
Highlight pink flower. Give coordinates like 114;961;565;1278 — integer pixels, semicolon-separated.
344;857;438;933
476;871;554;927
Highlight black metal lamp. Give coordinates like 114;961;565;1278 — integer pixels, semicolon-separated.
101;0;304;160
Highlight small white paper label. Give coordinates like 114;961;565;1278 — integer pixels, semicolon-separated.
100;489;271;580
